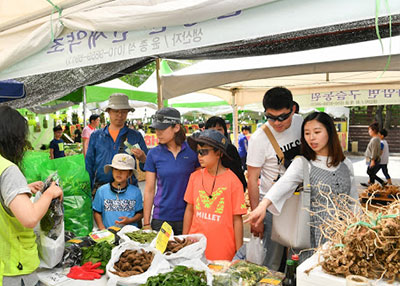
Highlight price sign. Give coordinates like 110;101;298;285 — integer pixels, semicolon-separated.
155;222;172;253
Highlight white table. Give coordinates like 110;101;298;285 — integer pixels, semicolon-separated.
37;268;108;286
297;253;400;286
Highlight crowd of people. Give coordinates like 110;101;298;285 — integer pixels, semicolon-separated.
0;86;394;284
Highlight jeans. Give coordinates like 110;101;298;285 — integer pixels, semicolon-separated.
262;211;285;270
367;163;384;184
379;164;391;179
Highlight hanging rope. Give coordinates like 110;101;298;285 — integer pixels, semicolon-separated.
46;0;64;42
375;0;392;77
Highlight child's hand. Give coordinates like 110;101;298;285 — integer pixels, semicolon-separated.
28;181;44;194
115;216;130;225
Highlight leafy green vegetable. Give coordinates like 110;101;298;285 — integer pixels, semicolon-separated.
141;265;207;286
125;230;157;244
81;241;113;272
40;209;55;234
228;261;271;286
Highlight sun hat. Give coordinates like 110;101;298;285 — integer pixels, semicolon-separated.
187;129;232;160
105;93;135;112
150;107;181;130
104;153;138;178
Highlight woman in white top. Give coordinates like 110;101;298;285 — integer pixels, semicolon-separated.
246;111;357;261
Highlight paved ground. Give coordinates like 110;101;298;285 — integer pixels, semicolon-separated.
347;154;400;187
137;155;400;240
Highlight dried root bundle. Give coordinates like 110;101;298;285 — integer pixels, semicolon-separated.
310;186;400;283
111;248;154;277
165;237;193;255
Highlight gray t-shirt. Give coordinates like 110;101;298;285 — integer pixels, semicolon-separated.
0;165;39;286
0;165;31;215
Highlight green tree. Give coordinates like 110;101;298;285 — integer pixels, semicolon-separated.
119;60;195;87
120;61;156;87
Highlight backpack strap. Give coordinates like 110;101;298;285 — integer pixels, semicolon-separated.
118;132;128;153
261;124;284;166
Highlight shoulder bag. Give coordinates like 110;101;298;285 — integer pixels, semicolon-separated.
261;125;311;249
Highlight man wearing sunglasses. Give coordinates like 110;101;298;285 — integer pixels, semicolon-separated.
246;87;303;270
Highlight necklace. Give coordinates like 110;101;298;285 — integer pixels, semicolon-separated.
111;183;127;200
201;159;220;199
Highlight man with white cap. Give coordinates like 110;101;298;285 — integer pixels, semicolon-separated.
85;93;148;193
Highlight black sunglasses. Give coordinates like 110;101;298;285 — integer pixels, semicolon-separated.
152;114;180;123
197;148;213;156
265;108;292;122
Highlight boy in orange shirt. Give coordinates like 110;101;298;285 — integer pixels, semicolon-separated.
183;129;247;261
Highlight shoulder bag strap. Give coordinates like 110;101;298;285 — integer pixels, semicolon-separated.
261;124;284;166
300;156;311;210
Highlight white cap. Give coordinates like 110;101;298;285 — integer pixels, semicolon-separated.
104;153;138;178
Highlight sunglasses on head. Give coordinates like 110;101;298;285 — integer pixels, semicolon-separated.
197;148;214;156
152;114;180;124
265;108;292;122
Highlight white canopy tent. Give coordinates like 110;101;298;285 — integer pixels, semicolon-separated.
0;0;275;77
139;66;232;116
161;36;400;144
1;0;399;82
161;36;400;107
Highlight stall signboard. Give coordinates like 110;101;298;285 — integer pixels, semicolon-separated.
297;88;400;108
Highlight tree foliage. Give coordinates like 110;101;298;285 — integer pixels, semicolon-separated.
120;61;156;87
119;60;195;87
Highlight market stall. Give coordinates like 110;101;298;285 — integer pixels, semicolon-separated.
35;225;285;286
297;253;400;286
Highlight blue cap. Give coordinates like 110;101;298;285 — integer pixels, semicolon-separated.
188;129;231;160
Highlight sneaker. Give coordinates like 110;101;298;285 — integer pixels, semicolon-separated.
381;182;387;187
360;182;370;187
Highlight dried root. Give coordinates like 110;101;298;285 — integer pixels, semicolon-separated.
310;185;400;283
164;237;194;255
112;248;154;277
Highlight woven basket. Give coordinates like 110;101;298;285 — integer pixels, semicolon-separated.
136;159;146;182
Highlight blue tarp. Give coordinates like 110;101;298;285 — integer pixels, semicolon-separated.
0;79;26;103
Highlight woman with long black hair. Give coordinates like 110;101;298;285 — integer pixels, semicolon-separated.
0;106;63;286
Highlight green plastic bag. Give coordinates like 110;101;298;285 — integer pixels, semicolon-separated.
22;153;93;236
21;151;50;183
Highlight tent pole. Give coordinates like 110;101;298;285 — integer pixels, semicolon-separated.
231;88;239;147
83;86;87;127
156;58;163;110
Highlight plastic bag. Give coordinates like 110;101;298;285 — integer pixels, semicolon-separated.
61;235;96;267
155;234;207;266
21;151;49;183
34;173;65;269
23;152;93;236
118;225;158;245
246;235;267;265
106;241;170;286
177;259;214;286
41;154;93;236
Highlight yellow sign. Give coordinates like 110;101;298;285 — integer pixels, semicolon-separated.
155;222;172;253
